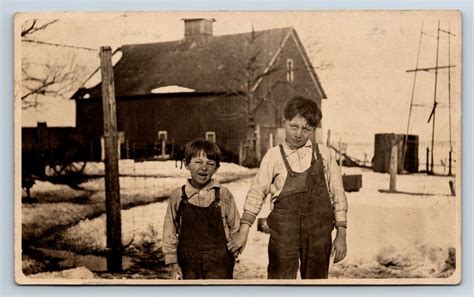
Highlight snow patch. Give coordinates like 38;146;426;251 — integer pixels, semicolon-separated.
151;85;195;94
29;267;94;279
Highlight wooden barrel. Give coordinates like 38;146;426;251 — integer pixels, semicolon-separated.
373;133;419;173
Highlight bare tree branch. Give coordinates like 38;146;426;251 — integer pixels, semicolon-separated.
21;19;58;38
21;19;37;37
20;19;89;109
21;56;86;109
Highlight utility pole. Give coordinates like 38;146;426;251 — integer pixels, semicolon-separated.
446;22;455;176
405;20;456;175
402;22;424;173
100;46;122;272
428;20;441;174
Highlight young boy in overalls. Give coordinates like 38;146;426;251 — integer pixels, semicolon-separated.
162;139;240;279
228;96;348;279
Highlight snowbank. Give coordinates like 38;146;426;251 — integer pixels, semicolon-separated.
59;203;167;252
29;267;94;279
28;161;257;202
81;160;257;178
24;180;90;202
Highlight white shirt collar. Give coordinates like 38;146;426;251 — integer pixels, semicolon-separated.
282;139;313;156
184;179;221;198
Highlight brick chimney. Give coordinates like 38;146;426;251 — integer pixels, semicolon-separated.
183;18;215;39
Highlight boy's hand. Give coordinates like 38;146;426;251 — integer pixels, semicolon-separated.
170;263;183;280
227;224;250;255
331;227;347;264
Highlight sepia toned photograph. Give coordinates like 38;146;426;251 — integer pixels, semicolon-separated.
14;10;461;285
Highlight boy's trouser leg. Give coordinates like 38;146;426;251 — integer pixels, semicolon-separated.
178;248;203;279
202;249;235;279
267;209;300;279
299;212;333;279
268;245;299;279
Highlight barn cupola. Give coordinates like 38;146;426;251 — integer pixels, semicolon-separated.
183;18;215;40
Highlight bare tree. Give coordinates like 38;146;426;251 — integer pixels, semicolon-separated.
20;19;86;109
21;19;58;38
212;28;331;165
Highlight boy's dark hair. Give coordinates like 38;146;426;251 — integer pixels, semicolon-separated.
283;95;322;127
184;138;222;168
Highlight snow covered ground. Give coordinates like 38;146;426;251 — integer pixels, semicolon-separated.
24;161;458;280
31;160;258;202
228;168;458;279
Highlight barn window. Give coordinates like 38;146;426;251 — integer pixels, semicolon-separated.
158;131;168;141
100;131;124;160
287;59;294;82
205;131;216;143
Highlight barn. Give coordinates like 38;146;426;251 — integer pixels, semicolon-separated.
72;18;327;164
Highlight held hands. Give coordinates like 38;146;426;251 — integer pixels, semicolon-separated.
170;263;183;280
227;224;250;257
331;227;347;264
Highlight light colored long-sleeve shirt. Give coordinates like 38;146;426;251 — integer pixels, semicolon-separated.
241;139;348;228
162;179;240;265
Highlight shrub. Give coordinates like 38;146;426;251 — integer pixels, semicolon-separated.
126;224;165;271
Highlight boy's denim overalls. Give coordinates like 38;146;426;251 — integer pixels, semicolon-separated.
267;143;334;279
176;187;235;279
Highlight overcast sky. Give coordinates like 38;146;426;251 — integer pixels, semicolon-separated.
19;10;461;148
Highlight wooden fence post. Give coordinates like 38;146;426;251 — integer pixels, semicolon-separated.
426;147;430;173
161;139;166;159
255;124;261;161
100;46;122;272
239;142;243;166
449;180;456;196
389;139;398;192
338;138;342;169
448;150;453;176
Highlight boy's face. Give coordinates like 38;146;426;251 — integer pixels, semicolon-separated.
185;151;218;189
283;114;315;149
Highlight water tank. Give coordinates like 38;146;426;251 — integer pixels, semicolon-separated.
373;133;419;173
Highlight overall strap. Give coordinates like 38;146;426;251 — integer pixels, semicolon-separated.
313;142;322;161
175;185;188;236
312;143;332;199
279;145;296;177
214;187;221;208
312;142;325;175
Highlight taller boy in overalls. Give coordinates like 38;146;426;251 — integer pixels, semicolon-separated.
228;96;348;279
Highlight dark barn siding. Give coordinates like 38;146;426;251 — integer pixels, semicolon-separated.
74;30;325;163
76;94;248;162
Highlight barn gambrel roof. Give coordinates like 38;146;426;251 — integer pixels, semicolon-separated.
74;27;326;99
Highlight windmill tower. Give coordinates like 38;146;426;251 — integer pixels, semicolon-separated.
403;20;456;175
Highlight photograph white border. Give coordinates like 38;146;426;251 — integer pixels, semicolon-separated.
2;0;473;295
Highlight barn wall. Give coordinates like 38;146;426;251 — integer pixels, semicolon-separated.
74;33;326;163
75;94;248;162
253;33;324;159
